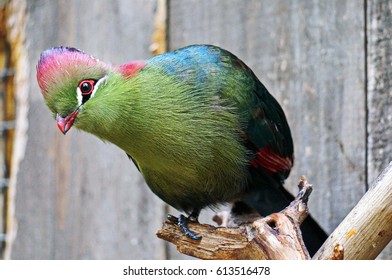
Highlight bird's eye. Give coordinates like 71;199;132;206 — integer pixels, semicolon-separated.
78;80;96;95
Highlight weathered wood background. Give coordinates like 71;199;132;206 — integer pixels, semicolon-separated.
3;0;391;259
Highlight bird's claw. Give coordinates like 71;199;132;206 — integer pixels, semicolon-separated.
166;211;201;240
175;214;202;240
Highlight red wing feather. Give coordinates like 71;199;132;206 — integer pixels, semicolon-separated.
251;146;293;175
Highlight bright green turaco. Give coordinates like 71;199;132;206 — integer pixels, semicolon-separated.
37;45;326;255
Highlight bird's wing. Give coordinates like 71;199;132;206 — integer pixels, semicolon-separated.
212;45;293;179
243;82;294;180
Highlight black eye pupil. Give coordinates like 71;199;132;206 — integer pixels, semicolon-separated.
81;82;92;93
78;79;96;104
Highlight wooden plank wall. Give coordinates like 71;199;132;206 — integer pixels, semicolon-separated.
9;0;391;259
367;0;392;259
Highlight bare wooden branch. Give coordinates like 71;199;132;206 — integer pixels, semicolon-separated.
314;161;392;260
158;163;392;260
329;244;344;260
157;218;265;260
156;177;313;260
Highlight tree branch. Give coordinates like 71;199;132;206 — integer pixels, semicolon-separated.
156;176;313;260
157;162;392;259
314;161;392;260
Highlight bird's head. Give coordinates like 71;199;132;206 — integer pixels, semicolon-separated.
37;47;111;134
37;47;147;135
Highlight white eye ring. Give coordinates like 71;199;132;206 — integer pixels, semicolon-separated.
76;75;107;106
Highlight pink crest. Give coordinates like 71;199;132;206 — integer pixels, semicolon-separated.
36;47;108;95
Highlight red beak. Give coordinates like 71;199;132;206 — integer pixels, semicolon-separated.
56;111;78;134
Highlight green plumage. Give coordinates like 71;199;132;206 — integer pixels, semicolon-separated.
38;44;291;212
76;47;254;212
37;45;327;254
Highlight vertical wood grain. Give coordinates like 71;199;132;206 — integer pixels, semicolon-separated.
12;0;166;259
367;0;392;259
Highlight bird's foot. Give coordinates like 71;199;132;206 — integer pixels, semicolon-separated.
167;212;202;240
178;214;202;240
